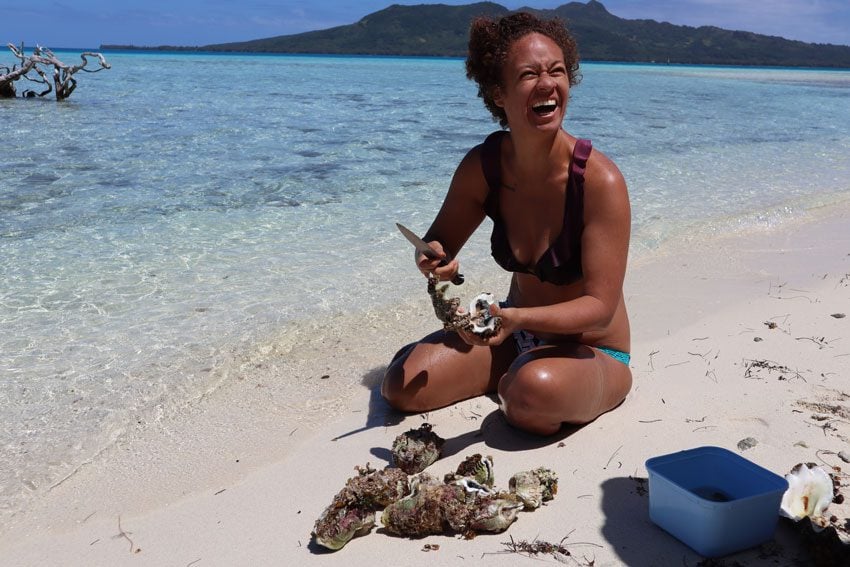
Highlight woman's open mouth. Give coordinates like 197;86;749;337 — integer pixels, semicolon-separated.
532;99;558;115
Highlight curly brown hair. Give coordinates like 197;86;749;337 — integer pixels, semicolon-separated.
466;12;581;128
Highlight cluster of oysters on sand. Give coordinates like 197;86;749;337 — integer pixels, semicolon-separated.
427;273;502;338
312;423;557;551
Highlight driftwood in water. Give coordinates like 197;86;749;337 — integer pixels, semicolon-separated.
0;43;111;100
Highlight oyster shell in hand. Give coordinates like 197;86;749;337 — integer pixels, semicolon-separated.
468;293;501;338
391;422;445;474
426;273;501;338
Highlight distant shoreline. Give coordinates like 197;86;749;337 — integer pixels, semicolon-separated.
60;47;845;70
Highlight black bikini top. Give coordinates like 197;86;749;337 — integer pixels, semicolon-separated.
480;130;592;286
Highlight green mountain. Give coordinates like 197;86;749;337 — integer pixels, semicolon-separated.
205;2;507;57
102;1;850;67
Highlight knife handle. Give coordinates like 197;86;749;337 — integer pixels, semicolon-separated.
422;249;464;285
435;259;464;285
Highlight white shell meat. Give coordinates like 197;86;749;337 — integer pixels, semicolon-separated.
468;293;500;335
779;463;834;522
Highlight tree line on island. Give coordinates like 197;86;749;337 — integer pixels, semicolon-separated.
102;1;850;68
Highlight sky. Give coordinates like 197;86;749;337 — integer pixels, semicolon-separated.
1;0;849;49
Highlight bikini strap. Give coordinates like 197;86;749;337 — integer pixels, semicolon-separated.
560;138;592;246
480;130;505;191
480;130;506;217
571;138;592;179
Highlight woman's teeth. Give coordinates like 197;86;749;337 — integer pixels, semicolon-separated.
532;100;557;114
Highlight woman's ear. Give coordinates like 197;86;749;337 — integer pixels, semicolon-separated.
492;86;504;108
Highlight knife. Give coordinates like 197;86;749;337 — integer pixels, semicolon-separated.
396;223;464;285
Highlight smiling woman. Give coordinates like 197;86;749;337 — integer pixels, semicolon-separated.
382;12;633;436
465;13;580;129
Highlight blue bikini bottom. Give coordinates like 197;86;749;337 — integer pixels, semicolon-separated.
512;329;631;366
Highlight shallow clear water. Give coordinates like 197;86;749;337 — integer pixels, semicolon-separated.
1;52;849;516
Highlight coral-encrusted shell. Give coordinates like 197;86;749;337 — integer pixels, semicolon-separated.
444;454;495;487
312;464;408;550
509;467;558;509
779;463;834;522
312;503;375;551
381;474;462;536
344;464;409;508
468;492;524;533
391;423;445;474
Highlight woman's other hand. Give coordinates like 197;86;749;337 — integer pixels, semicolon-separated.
457;303;516;347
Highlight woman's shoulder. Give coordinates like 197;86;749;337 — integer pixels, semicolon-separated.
446;134;501;206
583;143;626;194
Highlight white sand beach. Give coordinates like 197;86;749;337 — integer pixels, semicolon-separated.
1;202;848;566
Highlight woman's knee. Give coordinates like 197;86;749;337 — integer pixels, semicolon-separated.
381;351;416;411
498;362;557;406
497;364;565;433
498;357;605;427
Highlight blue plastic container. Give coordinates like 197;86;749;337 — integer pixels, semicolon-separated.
645;446;788;557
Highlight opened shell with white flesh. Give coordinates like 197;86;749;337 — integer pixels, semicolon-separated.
779;462;834;523
468;293;501;337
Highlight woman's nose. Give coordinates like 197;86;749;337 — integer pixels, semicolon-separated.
536;73;556;90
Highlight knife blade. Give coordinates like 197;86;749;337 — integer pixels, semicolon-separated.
396;223;464;285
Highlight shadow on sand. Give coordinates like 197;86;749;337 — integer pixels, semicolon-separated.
330;365;583;467
598;476;803;566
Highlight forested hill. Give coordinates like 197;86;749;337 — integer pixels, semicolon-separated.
102;1;850;68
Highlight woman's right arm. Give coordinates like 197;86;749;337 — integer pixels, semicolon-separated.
418;145;491;280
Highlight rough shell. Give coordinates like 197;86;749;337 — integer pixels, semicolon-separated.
468;492;524;533
391;422;445;474
343;464;410;508
426;273;501;338
509;467;559;510
311;464;408;550
780;462;834;522
427;273;469;332
312;502;375;551
381;476;468;536
444;454;495;487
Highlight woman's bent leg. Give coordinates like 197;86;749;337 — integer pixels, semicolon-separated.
497;344;632;435
382;329;516;413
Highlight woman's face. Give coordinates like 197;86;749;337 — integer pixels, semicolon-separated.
494;32;569;134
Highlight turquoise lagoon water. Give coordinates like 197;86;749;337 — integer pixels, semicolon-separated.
1;52;849;517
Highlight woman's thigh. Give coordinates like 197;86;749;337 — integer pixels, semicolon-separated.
382;329;517;412
497;344;632;435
